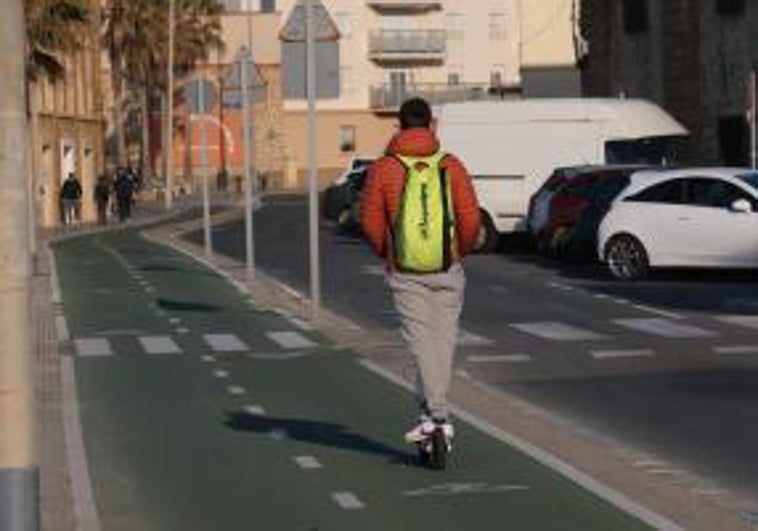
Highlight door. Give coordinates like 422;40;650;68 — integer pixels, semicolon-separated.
680;177;758;267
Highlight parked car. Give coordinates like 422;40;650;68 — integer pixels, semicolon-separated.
322;157;373;224
598;168;758;279
532;165;651;259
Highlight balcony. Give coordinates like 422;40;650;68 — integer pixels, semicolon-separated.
368;30;446;63
366;0;442;10
369;83;508;111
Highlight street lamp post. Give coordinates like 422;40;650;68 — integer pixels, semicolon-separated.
306;0;321;317
243;8;256;278
165;0;175;209
0;1;38;529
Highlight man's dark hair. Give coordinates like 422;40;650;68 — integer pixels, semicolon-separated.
399;97;432;130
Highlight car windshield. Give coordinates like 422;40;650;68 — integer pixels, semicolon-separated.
738;172;758;191
605;136;686;165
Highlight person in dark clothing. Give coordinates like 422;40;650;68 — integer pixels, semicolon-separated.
114;169;134;222
60;173;83;225
94;174;111;225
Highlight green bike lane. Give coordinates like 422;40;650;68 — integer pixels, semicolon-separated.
53;230;654;530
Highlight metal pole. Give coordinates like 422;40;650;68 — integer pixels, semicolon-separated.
306;0;321;317
243;10;256;278
0;1;39;529
199;80;212;257
165;0;175;209
751;69;757;170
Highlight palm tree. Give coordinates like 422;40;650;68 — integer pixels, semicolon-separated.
104;0;223;177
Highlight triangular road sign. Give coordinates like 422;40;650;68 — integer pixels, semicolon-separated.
279;0;341;43
223;47;266;90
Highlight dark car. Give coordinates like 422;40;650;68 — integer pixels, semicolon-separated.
322;158;373;226
540;165;652;260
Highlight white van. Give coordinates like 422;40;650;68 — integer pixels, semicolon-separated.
435;98;688;248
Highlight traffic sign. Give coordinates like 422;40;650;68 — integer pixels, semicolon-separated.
279;0;340;43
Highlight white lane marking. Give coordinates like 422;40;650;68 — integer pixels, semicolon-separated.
169;318;181;325
404;483;530;497
144;287;156;294
713;345;758;355
592;293;610;300
467;354;532;364
213;369;230;379
243;405;265;415
613;318;716;338
359;359;682;531
716;315;758;331
457;329;495;346
269;429;289;441
591;349;655;360
204;334;249;352
361;265;385;276
138;336;182;355
630;304;683;320
331;492;365;510
176;327;190;334
227;385;246;396
613;298;631;305
61;357;103;531
201;355;216;363
55;315;70;342
267;331;316;350
75;338;114;357
510;321;606;341
294;456;323;470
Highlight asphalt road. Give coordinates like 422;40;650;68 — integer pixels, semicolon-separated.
195;195;758;506
53;230;648;530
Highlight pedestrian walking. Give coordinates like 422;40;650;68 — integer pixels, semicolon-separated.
60;172;83;226
114;168;134;222
94;174;111;225
360;98;481;460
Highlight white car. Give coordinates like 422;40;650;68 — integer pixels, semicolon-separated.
598;168;758;279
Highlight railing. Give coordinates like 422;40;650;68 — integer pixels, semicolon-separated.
369;83;509;110
368;30;446;60
366;0;441;9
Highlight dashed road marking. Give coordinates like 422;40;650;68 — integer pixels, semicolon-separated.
243;405;265;416
176;327;190;334
201;355;216;363
267;331;316;350
169;318;181;325
75;338;114;357
269;429;289;441
458;329;495;346
294;456;323;470
630;304;683;320
511;321;606;341
213;369;230;379
716;315;758;331
591;349;655;360
331;492;365;510
204;334;249;352
138;336;182;355
613;318;716;338
227;385;246;396
467;354;532;364
713;345;758;355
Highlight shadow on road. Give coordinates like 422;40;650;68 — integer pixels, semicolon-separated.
224;411;417;466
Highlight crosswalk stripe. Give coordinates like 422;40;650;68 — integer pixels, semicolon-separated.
138;336;182;355
267;331;316;350
613;318;716;338
458;329;495;346
203;334;249;352
715;315;758;331
510;321;605;341
75;338;113;357
591;349;654;360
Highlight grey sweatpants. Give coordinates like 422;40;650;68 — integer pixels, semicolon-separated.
388;263;465;420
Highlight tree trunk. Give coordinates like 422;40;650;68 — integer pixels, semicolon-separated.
141;87;152;179
0;0;38;529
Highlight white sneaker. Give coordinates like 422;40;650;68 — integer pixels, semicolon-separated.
404;418;454;444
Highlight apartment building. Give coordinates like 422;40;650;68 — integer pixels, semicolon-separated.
194;0;581;189
29;0;106;227
580;0;758;165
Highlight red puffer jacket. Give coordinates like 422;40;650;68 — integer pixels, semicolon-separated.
360;128;481;266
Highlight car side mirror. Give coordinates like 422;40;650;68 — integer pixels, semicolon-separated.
730;198;753;213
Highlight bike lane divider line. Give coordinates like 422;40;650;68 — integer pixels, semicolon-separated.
591;349;655;360
331;492;366;510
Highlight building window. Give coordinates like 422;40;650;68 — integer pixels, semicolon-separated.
340;66;356;96
334;11;352;39
445;13;465;40
448;65;462;86
716;0;745;16
621;0;649;34
339;126;356;153
260;0;275;12
489;13;507;40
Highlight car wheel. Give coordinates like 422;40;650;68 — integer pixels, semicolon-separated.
475;209;499;253
605;235;649;280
